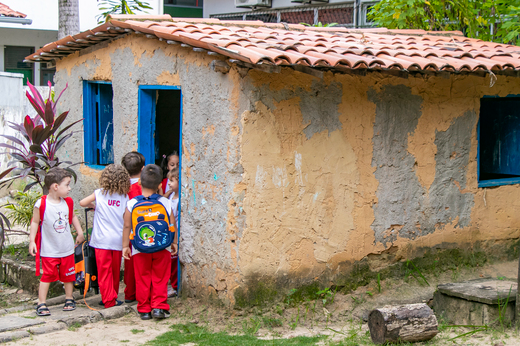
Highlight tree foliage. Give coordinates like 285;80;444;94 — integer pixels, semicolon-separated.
97;0;152;23
367;0;520;45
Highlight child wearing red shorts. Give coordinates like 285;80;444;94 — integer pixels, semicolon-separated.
121;151;145;303
29;167;85;316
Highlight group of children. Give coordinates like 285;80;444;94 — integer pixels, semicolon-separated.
29;151;181;320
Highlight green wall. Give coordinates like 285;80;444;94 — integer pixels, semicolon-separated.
163;6;203;18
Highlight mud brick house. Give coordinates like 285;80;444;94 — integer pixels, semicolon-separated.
24;14;520;305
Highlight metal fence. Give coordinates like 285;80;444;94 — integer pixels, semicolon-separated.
211;3;374;28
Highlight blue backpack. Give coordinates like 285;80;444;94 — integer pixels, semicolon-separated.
130;194;175;253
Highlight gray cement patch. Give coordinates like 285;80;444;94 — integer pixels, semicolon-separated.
0;315;44;333
369;86;476;246
437;278;517;305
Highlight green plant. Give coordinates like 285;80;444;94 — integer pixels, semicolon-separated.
0;81;81;192
405;260;430;286
241;317;261;335
130;329;145;334
497;286;513;331
97;0;152;23
262;316;282;328
5;189;42;231
377;273;381;293
300;22;338;27
68;322;83;331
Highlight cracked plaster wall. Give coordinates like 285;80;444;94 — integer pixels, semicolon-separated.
53;33;520;304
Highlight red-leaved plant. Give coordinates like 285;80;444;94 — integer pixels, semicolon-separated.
0;81;83;192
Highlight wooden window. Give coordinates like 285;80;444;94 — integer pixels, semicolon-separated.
478;96;520;187
83;81;114;167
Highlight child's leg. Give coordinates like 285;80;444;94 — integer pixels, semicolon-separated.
124;257;136;301
38;282;51;304
170;254;178;290
150;249;171;311
95;248;119;308
64;282;74;299
133;253;153;313
111;250;122;296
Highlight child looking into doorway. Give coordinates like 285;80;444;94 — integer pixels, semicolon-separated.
160;151;179;198
121;151;146;303
166;168;179;297
80;164;130;308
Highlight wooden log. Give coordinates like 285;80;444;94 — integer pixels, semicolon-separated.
368;303;438;344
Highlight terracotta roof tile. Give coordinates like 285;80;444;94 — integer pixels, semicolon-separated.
25;15;520;76
0;2;26;18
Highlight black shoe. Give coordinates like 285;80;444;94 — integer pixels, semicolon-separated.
115;300;124;306
98;301;105;306
124;299;136;304
139;312;152;320
152;308;171;319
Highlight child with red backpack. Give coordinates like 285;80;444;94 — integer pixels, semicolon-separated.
122;164;177;320
80;164;130;308
120;151;146;303
29;167;85;316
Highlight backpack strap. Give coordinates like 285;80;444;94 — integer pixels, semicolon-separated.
35;196;47;277
64;197;74;224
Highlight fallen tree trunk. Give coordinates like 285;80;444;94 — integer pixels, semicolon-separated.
368;303;438;344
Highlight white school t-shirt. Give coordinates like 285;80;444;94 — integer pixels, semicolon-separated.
34;198;74;258
90;189;129;251
169;196;179;225
126;195;172;254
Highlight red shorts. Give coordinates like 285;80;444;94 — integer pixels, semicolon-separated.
41;254;75;283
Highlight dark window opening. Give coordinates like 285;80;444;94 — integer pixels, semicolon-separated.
479;96;520;187
4;45;34;85
164;0;203;7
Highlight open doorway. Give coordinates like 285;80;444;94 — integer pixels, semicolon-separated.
138;85;182;294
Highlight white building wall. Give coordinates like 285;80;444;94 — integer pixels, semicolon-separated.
204;0;355;17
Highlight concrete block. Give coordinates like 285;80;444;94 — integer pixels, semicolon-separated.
28;321;67;335
0;258;61;296
0;315;44;333
98;305;128;320
0;330;31;343
433;279;516;326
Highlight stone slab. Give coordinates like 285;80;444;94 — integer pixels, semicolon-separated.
0;330;31;343
0;315;44;333
437;278;517;304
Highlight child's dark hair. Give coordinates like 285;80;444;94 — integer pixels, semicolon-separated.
161;151;179;178
99;164;130;195
44;167;72;188
140;164;163;190
167;167;179;181
121;151;145;176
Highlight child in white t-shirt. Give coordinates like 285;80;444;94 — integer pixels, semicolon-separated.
80;164;130;308
166;168;179;297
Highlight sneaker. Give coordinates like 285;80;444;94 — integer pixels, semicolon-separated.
167;287;177;298
124;299;136;304
152;308;171;319
139;312;152;320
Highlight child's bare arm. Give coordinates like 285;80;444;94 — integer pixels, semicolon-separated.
71;214;85;244
122;209;132;259
29;207;39;256
79;192;96;209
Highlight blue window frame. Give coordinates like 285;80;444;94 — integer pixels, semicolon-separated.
83;81;114;168
478;95;520;187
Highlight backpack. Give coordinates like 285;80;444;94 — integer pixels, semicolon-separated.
35;195;74;276
130;194;175;253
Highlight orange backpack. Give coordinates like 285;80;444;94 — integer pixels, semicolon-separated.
130;194;175;253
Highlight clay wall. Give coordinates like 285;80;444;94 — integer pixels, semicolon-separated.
54;33;520;305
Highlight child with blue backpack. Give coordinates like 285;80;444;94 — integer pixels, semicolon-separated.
122;164;177;320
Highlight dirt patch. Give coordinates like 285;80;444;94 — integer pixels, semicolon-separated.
4;260;520;345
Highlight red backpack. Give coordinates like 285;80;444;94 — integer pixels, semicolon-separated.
35;195;74;276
